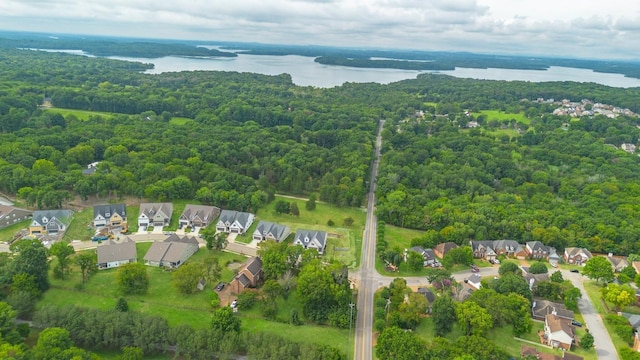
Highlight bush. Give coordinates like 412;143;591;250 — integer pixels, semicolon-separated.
261;301;278;320
237;291;258;310
580;332;594;350
605;314;634;345
374;319;387;333
290;309;301;326
115;297;129;312
327;219;335;226
210;292;220;308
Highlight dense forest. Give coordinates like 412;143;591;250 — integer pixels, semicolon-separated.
1;46;640;257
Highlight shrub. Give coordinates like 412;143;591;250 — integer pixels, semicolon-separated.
210;292;220;308
237;291;258;310
290;309;301;326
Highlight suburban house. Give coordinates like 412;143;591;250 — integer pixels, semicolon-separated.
0;205;32;230
252;221;291;243
28;209;74;236
230;256;263;294
178;204;220;229
544;313;575;350
93;204;128;232
521;345;583;360
434;242;458;259
454;287;473;302
526;241;550;260
82;161;100;175
532;300;574;321
417;287;436;303
548;248;562;267
606;254;630;272
467;274;482;290
96;237;137;270
293;229;328;254
470;241;497;261
410;246;438;267
138;203;173;229
216;210;255;234
564;247;593;265
492;240;528;259
143;234;199;269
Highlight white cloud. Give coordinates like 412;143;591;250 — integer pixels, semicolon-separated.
0;0;638;59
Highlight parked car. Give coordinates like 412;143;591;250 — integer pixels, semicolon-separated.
493;259;500;264
215;282;225;291
471;267;480;273
489;259;495;264
91;235;109;242
571;320;582;327
570;269;580;273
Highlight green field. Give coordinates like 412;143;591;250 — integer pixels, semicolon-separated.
0;219;30;243
250;195;366;268
474;110;530;124
44;107;194;125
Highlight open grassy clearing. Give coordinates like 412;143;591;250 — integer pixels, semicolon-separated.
44;107;194;125
0;219;30;243
62;208;94;242
251;195;365;267
474;110;530;124
45;245;247;328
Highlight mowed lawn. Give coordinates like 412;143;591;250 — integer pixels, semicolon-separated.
44;244;248;328
474;110;530;124
44;107;194;125
375;225;426;276
246;195;366;268
0;219;30;243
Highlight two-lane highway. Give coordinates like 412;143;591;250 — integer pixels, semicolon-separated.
354;120;384;360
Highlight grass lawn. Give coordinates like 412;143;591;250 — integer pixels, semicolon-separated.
44;107;117;120
45;107;193;125
62;208;94;242
0;219;30;243
254;196;366;268
474;110;530;125
44;245;247;328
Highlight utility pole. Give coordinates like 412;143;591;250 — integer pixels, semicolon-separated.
348;302;355;360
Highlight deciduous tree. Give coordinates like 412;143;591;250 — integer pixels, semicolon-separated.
583;256;615;284
456;301;493;336
432;295;456;336
117;263;149;295
75;252;97;284
50;241;75;280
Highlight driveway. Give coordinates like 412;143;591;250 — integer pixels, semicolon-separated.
563;270;617;359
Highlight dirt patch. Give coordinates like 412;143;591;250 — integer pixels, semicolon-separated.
66;195;145;211
328;233;342;238
227;262;243;270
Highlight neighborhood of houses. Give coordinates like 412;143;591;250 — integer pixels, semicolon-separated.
0;202;329;296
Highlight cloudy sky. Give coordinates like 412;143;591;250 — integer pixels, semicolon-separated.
1;0;639;60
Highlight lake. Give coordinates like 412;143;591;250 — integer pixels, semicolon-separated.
33;48;640;88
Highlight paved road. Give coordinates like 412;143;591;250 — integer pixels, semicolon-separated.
354;120;384;360
563;270;617;359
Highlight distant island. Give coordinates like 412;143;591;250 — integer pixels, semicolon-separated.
1;31;639;79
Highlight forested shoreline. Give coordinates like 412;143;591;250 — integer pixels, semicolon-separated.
1;47;640;256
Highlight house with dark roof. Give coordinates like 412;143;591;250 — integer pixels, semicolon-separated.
434;242;458;259
0;205;32;230
470;240;497;261
410;246;438;266
526;241;550;260
143;234;199;269
93;204;128;232
524;272;550;291
179;204;220;229
532;299;574;321
520;345;583;360
97;237;137;270
28;209;74;236
293;229;328;254
544;313;575;350
138;203;173;228
417;287;435;303
216;210;255;234
564;247;592;265
606;254;630;272
230;256;263;294
252;221;291;243
492;240;528;259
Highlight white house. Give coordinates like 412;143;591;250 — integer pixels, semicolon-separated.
216;210;255;234
293;230;328;254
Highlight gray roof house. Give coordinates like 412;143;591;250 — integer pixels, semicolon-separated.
526;241;550;259
216;210;255;234
28;209;74;236
607;255;630;273
470;241;497;260
252;221;291;242
179;204;220;229
138;203;173;228
467;274;482;290
143;234;199;269
93;204;127;229
532;299;574;321
410;246;438;266
97;237;137;270
0;205;32;230
293;229;328;254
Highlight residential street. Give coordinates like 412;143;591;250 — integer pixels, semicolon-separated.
564;270;618;359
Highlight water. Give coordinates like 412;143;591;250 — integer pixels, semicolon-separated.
27;48;640;88
113;53;640;88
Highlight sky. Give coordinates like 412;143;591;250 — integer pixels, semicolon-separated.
1;0;639;60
